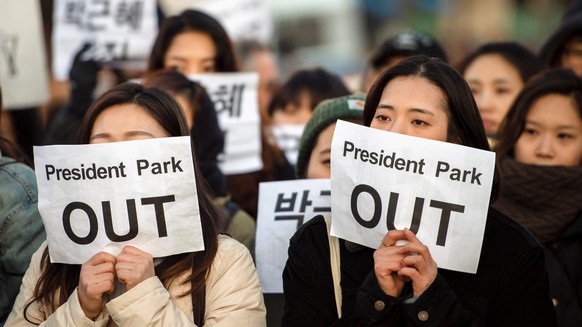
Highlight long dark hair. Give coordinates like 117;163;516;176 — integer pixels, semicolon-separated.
496;68;582;159
148;9;239;73
25;82;219;322
364;55;500;202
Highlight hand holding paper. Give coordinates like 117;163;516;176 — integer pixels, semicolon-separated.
397;229;438;297
78;252;117;319
374;230;408;297
115;245;155;291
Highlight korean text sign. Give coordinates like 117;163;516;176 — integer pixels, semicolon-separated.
52;0;158;80
33;137;204;264
256;179;331;293
330;121;495;273
188;72;262;175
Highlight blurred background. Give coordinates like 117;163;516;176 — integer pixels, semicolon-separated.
0;0;574;150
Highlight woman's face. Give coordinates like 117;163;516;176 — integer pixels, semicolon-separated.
89;104;169;144
164;31;217;75
370;76;448;142
514;94;582;166
306;123;336;179
560;38;582;77
464;54;524;136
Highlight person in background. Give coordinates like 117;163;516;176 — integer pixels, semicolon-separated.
143;70;256;251
267;68;350;169
295;93;366;179
494;69;582;326
148;9;238;75
539;0;582;77
235;40;281;125
148;9;267;219
5;82;265;326
458;42;541;145
282;55;557;326
361;30;448;92
264;92;366;327
0;87;46;327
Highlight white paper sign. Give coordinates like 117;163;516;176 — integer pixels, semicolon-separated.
330;121;495;273
52;0;158;80
33;137;204;264
188;72;262;175
256;179;331;293
270;124;304;165
0;0;50;109
190;0;273;44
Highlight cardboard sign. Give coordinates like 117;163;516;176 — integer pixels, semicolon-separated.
270;124;304;165
190;0;273;44
188;72;262;175
256;179;331;293
33;137;204;264
0;0;50;109
52;0;158;80
330;121;495;273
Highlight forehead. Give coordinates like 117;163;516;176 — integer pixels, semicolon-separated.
464;54;521;81
380;76;447;110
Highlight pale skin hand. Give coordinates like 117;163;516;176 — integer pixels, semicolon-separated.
115;245;155;291
374;230;408;297
79;252;117;319
375;229;438;297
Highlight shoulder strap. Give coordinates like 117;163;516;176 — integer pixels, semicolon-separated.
323;213;342;319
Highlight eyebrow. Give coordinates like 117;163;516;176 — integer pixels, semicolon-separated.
525;120;579;130
89;131;157;142
376;104;435;116
467;78;514;85
167;55;215;63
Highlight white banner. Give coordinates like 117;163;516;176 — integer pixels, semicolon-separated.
330;121;495;274
188;72;262;175
256;179;331;293
52;0;158;80
33;137;204;264
189;0;273;44
0;0;50;109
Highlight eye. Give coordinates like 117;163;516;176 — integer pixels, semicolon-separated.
523;128;537;136
411;119;429;126
495;88;511;95
168;65;183;73
558;133;573;140
322;159;331;166
375;114;390;122
203;64;216;73
469;87;480;95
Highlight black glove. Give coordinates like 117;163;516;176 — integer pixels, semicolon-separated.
67;43;101;119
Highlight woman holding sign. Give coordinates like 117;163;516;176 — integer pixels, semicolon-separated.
282;55;557;326
6;83;266;326
494;68;582;326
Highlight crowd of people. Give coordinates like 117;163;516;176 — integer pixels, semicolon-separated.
1;1;582;326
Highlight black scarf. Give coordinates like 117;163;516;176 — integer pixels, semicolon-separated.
493;157;582;243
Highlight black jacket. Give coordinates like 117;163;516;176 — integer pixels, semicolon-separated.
282;207;557;326
545;214;582;326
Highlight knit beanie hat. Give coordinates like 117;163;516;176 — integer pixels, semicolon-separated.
295;92;366;178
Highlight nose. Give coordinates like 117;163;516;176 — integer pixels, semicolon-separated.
476;91;494;113
389;120;407;135
535;136;555;159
